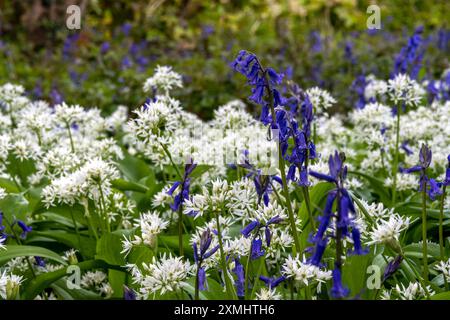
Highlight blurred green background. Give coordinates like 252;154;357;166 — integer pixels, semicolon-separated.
0;0;448;118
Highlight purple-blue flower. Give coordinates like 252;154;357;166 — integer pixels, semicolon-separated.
330;266;350;299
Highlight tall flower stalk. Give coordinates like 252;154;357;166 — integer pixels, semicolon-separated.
401;144;435;280
309;151;367;298
438;155;449;280
193;229;219;300
391;103;402;204
232;51;313;254
167;160;197;256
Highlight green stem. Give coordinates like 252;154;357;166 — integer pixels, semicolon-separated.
70;207;81;248
160;143;182;180
178;204;184;257
97;181;110;233
194;260;201;300
391;105;401;204
65;121;75;153
438;186;447;261
244;231;258;300
439;186;449;291
421;176;429;281
250;258;264;299
214;208;237;300
4;217;37;279
264;71;301;254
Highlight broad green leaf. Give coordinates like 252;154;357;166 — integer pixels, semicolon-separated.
404;242;441;260
430;291;450;300
0;177;20;193
111;178;148;193
0;193;29;222
0;245;67;265
95;233;125;266
34;230;96;259
342;253;372;297
117;154;152;181
127;244;154;266
22;259;121;300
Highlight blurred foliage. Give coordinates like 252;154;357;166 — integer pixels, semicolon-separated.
0;0;449;118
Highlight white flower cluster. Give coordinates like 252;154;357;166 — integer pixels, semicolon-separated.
306;87;337;114
80;270;114;298
128;254;192;299
122;211;169;255
381;282;434;300
435;258;450;282
143;65;183;95
282;255;332;293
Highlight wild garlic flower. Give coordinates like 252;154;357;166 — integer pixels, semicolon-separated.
42;158;120;207
282;255;332;292
80;270;113;298
256;288;282;300
143;65;183;96
387;74;425;106
0;272;23;300
382;282;434;300
131;254;192;298
366;214;411;249
306;87;337;114
122;212;169;255
434;259;450;282
364;76;388;101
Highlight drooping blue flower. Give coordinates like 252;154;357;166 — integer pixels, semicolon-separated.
198;267;207;291
259;275;286;289
123;286;136;300
308;237;328;267
393;26;425;79
17;220;32;239
349;227;369;255
0;211;5;232
232;259;245;297
350;75;368;109
427;178;442;201
401;144;440;200
100;42;110;55
241;220;259;238
34;256;46;267
251;238;265;260
330;266;350;299
239;151;282;206
400;141;414;156
167;160;197;212
443;155;450;187
193;229;219;292
383;255;403;281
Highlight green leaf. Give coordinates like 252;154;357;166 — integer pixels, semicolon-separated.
159;235;193;256
404;242;441;260
127;245;154;266
117;154;152;181
111;178;148;193
0;193;29;222
342;253;372;297
22;259;118;300
430;291;450;300
0;177;20;193
33;230;96;259
0;245;67;265
95;233;125;266
51;278;101;300
298;182;334;249
108;269;126;298
349;171;391;204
